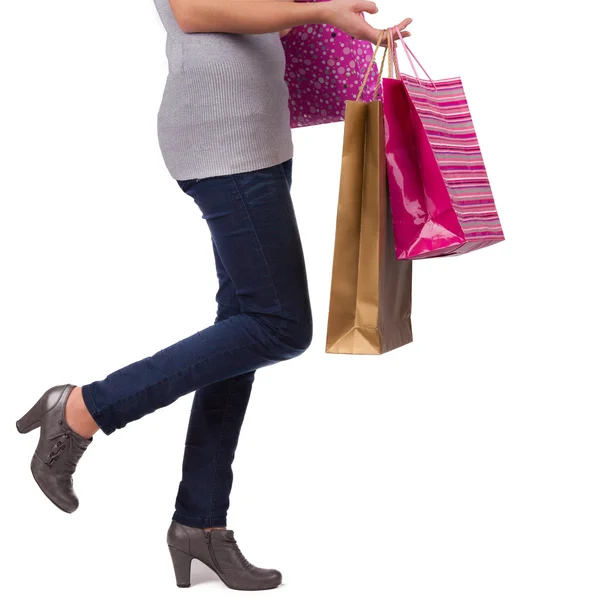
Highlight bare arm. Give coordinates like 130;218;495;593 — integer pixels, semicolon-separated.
170;0;326;34
168;0;410;45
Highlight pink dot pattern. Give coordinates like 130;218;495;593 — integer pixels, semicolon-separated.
282;22;381;128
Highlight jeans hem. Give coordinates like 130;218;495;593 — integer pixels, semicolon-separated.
81;383;116;436
172;511;227;529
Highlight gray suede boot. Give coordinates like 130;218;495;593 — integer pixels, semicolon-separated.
167;520;282;590
17;383;92;513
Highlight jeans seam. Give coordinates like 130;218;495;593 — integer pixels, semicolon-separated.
96;326;283;427
227;173;283;314
210;383;234;521
281;161;291;188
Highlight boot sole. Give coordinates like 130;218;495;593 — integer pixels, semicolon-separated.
168;547;281;591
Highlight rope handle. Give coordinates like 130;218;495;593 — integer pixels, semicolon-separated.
356;27;438;101
387;28;396;79
356;30;388;103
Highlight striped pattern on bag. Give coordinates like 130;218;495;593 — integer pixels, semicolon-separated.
402;74;504;249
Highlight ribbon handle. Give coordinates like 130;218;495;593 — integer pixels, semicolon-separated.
390;26;437;91
356;28;438;100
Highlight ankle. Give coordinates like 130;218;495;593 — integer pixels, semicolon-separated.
65;387;99;439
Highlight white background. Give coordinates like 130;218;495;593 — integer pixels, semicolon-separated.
1;1;597;598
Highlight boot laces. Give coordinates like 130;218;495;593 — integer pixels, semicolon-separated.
45;420;86;473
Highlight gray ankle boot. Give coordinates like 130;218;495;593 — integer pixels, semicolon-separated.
167;520;282;590
17;383;92;513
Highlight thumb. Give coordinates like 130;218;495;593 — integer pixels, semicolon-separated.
356;1;379;15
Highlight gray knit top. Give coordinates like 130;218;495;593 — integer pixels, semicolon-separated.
152;0;293;181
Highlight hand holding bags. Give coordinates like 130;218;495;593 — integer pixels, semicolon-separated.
326;33;413;355
383;28;505;259
282;0;382;128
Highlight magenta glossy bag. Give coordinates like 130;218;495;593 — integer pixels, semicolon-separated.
282;0;381;128
383;31;504;258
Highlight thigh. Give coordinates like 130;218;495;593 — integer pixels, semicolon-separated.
211;239;240;323
178;161;309;322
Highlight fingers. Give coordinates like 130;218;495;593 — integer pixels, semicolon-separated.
373;29;410;47
364;25;386;46
362;16;414;46
390;18;413;41
397;18;414;31
357;1;379;16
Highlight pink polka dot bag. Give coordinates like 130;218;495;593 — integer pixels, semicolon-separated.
281;1;381;128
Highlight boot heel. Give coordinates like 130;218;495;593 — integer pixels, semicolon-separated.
16;398;43;434
168;546;192;588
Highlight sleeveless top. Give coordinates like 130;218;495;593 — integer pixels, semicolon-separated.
152;0;293;180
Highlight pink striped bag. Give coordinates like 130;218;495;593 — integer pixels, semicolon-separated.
281;0;381;128
382;29;504;259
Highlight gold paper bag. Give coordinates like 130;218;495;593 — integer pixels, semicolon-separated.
325;53;413;355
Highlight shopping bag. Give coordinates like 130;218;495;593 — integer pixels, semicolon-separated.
282;0;382;128
326;34;413;355
383;28;505;259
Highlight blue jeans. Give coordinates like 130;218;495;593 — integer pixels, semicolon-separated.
81;159;312;528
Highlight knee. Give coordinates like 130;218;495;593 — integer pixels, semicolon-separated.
273;311;313;360
288;317;313;357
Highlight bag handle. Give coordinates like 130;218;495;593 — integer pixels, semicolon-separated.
356;30;389;102
390;26;437;91
357;28;438;101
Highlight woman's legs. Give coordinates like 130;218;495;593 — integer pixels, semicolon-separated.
173;242;255;528
77;158;311;436
173;160;296;528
